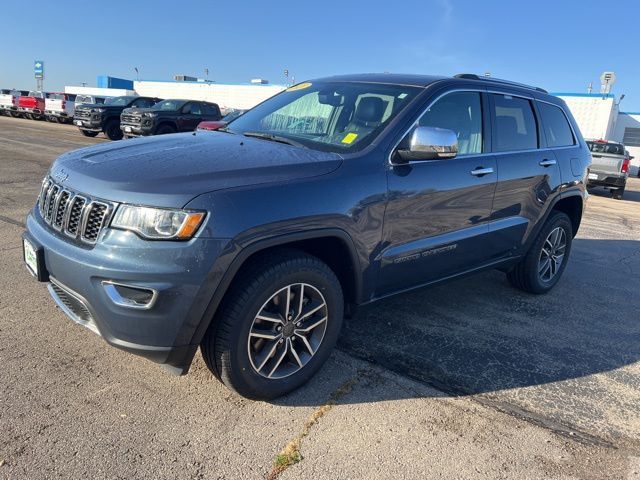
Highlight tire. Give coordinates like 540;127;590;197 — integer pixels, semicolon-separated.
80;129;99;137
155;124;176;135
612;187;625;200
49;116;59;123
104;119;123;140
201;249;344;400
506;211;573;294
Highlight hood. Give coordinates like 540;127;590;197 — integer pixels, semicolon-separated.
122;107;156;115
49;132;343;208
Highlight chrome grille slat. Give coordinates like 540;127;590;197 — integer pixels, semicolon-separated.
37;177;113;245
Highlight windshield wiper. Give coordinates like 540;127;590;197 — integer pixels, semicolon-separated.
242;131;307;148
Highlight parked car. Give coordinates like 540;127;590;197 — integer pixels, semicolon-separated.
197;109;246;131
18;91;48;120
45;93;77;123
586;139;630;199
120;99;222;137
23;73;590;399
75;94;110;109
73;95;161;140
0;89;28;117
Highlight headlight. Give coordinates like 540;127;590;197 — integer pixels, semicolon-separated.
111;205;205;240
92;108;106;113
143;112;157;118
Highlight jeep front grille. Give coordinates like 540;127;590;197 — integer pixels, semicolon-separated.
38;177;114;245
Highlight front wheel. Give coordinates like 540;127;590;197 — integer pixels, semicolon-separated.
104;120;123;140
201;249;344;399
507;211;573;294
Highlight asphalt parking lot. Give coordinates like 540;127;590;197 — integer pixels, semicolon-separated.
1;115;640;479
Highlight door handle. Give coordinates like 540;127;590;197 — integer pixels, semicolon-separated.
470;167;494;177
539;159;557;167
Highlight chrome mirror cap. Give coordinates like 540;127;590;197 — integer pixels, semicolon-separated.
396;126;458;162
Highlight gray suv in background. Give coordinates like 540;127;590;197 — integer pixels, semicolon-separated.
23;73;590;399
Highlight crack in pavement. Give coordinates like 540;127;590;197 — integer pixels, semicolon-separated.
0;215;25;229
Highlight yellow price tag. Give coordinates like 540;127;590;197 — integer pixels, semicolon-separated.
342;132;358;144
286;82;312;92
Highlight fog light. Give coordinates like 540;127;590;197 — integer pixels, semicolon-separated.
102;281;158;309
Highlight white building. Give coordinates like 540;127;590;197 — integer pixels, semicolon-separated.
133;80;286;111
555;92;640;171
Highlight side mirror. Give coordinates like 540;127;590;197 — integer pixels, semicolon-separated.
396;126;458;162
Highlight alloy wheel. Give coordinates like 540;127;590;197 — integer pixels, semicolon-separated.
538;226;567;282
247;283;328;379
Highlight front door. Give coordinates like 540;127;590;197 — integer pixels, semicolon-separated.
377;90;498;296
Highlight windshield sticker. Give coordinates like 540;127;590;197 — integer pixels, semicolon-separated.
286;82;312;92
341;132;358;144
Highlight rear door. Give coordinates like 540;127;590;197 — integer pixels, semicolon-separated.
378;90;498;295
488;92;562;253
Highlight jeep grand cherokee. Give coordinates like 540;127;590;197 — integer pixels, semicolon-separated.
23;73;590;399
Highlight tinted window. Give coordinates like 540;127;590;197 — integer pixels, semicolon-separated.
491;94;538;152
538;102;574;147
132;98;156;108
189;103;203;115
418;91;483;155
203;103;219;116
586;141;625;155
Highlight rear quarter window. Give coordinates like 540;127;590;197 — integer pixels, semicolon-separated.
538;102;575;147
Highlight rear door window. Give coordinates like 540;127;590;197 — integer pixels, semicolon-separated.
491;94;538;152
538;102;574;147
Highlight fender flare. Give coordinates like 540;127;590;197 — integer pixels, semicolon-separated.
188;228;362;349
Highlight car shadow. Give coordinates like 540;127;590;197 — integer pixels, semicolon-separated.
275;238;640;406
589;178;640;203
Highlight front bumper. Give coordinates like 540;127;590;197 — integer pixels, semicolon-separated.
74;117;103;131
120;122;154;136
25;207;230;372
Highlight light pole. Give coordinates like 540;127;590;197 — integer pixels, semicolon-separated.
134;67;139;81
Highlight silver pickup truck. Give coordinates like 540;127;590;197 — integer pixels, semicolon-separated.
586;140;631;199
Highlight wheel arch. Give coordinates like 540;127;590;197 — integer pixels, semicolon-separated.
189;228;362;350
552;192;584;237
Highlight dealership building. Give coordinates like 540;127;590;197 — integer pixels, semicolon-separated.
64;75;640;170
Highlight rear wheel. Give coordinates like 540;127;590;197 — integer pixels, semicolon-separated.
612;187;625;200
201;249;344;399
506;211;573;294
80;129;99;137
104;120;123;140
156;124;177;135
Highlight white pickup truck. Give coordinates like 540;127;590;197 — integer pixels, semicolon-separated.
45;93;77;123
0;89;28;117
586;139;631;199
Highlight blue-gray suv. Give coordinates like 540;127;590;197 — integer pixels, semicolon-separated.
23;73;591;399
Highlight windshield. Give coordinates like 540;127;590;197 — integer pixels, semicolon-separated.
587;141;625;156
227;81;422;152
104;96;134;106
152;99;186;111
49;94;65;100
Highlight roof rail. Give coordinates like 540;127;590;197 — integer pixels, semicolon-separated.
454;73;548;94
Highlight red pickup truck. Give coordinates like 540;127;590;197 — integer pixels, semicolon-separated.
18;91;48;120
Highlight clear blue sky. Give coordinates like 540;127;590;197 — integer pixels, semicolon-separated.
1;0;639;111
